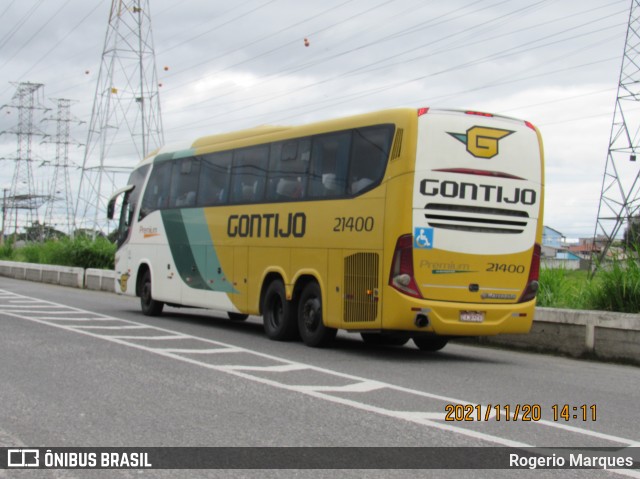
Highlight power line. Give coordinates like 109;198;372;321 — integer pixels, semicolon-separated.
0;0;44;50
0;0;74;71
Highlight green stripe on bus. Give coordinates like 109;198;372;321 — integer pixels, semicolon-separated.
161;209;237;293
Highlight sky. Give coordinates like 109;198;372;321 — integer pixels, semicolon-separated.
0;0;634;238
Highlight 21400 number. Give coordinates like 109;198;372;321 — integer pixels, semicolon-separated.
486;263;525;274
333;216;375;232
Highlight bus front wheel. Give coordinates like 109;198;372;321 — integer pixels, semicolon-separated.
298;282;336;348
412;336;448;352
140;270;164;316
262;280;298;340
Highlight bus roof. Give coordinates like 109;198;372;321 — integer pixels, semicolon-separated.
137;107;535;169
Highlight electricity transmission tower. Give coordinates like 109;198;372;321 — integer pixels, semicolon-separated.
43;98;81;235
0;82;49;240
592;0;640;272
75;0;164;236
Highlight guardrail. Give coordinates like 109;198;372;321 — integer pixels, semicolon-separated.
0;260;638;365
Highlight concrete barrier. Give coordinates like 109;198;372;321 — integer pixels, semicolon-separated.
0;260;638;365
0;260;84;289
464;308;640;365
85;268;116;292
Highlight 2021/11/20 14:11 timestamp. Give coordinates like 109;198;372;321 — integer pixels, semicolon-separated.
444;404;597;422
552;404;597;421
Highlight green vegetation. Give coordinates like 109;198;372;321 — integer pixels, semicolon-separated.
587;254;640;313
538;255;640;313
537;268;590;310
0;237;115;270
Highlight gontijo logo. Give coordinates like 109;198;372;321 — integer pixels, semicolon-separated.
448;126;513;159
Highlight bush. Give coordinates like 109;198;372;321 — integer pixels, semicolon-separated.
587;253;640;313
12;237;115;270
538;254;640;313
0;241;15;260
538;268;591;309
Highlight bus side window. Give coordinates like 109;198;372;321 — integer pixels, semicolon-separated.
348;125;394;195
267;139;310;201
139;161;172;219
197;151;231;206
169;157;200;208
308;132;350;199
230;145;268;203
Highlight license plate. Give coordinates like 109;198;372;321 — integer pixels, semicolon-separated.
460;311;485;323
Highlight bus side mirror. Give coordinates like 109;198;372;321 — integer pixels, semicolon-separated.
107;198;116;220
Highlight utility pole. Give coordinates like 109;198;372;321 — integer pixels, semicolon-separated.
0;82;49;240
43;99;82;236
592;0;640;274
74;0;164;237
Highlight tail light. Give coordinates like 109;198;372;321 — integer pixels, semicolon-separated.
519;243;541;303
389;234;423;299
465;110;493;117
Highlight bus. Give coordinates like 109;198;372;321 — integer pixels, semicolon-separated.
108;107;544;350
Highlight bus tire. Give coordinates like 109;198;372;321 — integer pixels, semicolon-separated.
262;280;297;340
413;336;448;352
361;333;410;347
298;282;336;348
140;270;164;316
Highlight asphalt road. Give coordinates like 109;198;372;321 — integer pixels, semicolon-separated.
0;277;638;479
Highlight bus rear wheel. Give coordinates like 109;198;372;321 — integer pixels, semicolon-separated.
140;270;164;316
413;336;448;352
298;282;336;348
262;280;298;340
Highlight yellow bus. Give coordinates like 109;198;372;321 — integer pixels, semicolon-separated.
108;107;544;350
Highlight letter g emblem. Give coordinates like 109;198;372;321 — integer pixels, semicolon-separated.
449;126;513;159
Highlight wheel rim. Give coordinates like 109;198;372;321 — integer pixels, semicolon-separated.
302;297;321;332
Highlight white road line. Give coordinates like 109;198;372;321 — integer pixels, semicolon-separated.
152;348;244;354
107;335;188;340
219;364;309;372
35;317;118;321
294;381;387;393
72;325;150;330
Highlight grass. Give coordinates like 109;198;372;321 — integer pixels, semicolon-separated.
0;237;115;270
538;255;640;313
588;253;640;313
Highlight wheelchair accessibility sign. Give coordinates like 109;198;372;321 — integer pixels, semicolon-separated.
414;227;434;249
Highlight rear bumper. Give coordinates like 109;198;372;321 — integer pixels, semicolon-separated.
381;291;535;336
